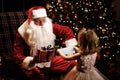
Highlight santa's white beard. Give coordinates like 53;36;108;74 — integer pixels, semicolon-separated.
29;17;56;50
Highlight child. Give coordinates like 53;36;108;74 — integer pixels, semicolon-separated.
57;28;109;80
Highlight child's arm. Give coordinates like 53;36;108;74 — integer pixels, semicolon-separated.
57;47;81;60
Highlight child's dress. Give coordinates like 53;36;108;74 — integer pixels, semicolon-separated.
65;52;109;80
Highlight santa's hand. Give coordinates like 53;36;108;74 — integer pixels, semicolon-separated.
28;60;35;69
21;56;35;70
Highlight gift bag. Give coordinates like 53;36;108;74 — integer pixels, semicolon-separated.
34;50;54;63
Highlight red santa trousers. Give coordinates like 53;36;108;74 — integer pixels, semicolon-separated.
51;56;76;73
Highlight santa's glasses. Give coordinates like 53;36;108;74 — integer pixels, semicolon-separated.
33;17;46;26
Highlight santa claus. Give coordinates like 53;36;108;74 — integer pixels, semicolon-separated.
13;6;77;79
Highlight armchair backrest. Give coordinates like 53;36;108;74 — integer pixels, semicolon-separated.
0;11;27;60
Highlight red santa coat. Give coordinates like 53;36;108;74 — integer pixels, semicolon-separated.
13;20;77;77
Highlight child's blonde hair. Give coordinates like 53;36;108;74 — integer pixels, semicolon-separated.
77;28;99;55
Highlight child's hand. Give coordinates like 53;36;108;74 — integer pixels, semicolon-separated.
57;49;66;56
74;47;82;54
74;47;79;53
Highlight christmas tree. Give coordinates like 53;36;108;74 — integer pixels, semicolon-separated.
43;0;120;79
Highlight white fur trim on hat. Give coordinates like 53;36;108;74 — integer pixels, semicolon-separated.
65;38;77;47
21;56;34;70
32;8;47;18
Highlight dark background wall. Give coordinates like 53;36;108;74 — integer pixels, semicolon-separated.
111;0;120;21
0;0;44;12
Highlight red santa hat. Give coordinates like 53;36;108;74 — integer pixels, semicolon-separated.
28;6;47;25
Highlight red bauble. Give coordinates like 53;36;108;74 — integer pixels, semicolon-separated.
52;15;55;19
94;8;98;12
64;5;68;8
